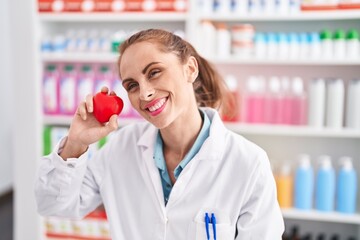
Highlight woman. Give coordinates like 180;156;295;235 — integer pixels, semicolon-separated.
35;29;284;239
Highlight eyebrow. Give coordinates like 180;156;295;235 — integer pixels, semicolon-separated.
122;62;161;86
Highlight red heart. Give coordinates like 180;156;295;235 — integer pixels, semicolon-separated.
93;92;124;123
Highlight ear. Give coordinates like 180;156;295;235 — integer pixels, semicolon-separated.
185;56;199;83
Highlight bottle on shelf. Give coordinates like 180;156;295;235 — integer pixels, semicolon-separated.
336;157;357;214
77;64;95;106
94;65;113;93
346;29;360;59
326;78;345;129
200;20;216;59
345;79;360;129
294;154;314;210
320;29;333;59
315;155;335;212
307;78;326;128
243;76;265;123
216;23;231;58
333;29;346;59
222;75;241;122
59;64;77;115
43;63;60;115
275;163;293;208
290;77;307;125
264;76;283;124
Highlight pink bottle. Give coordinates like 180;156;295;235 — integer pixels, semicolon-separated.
290;77;307;125
94;64;113;93
243;76;265;124
281;77;292;125
264;76;283;124
43;63;60;115
59;64;77;115
76;64;95;106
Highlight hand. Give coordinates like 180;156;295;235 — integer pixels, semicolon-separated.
60;87;119;160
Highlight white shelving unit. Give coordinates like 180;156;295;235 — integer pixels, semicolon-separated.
10;0;360;239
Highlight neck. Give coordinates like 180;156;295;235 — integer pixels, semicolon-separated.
160;107;203;162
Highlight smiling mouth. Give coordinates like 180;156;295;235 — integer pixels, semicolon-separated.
147;98;167;112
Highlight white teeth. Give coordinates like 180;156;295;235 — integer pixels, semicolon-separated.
148;98;166;112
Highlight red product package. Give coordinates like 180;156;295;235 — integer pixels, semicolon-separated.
38;0;65;12
156;0;187;12
64;0;83;11
125;0;144;11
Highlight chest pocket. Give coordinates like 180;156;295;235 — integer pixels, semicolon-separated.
187;208;234;240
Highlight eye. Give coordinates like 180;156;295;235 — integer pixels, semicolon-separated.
148;69;160;79
125;82;138;92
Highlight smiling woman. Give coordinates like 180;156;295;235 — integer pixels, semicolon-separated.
35;28;284;240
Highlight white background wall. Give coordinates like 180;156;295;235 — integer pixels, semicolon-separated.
0;0;13;195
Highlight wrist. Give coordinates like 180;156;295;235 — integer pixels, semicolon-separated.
59;137;88;160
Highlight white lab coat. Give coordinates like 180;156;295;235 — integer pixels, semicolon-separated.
35;108;284;240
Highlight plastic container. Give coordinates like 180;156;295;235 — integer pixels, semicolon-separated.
345;79;360;129
309;32;321;59
346;29;360;59
216;23;231;58
200;21;216;58
326;78;345;129
294;154;314;210
315;155;336;212
264;76;283;124
222;75;241;122
308;78;326;127
77;64;95;106
290;77;307;125
243;76;265;123
336;157;357;214
254;32;267;59
59;64;77;115
43;64;60;114
276;164;293;208
94;65;113;93
333;29;346;59
320;29;333;59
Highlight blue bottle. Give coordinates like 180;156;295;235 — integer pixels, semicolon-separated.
315;156;336;212
294;155;314;210
336;157;357;214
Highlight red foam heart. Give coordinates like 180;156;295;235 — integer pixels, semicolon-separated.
93;92;124;123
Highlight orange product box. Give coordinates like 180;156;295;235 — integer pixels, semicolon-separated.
155;0;187;12
338;0;360;9
125;0;144;11
64;0;83;11
38;0;54;12
94;0;112;11
38;0;66;12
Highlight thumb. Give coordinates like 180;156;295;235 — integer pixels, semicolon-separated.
106;115;119;132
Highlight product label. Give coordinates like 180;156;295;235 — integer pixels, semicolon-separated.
60;77;76;114
43;76;58;113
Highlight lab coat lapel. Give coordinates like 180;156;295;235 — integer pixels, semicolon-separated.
137;125;167;211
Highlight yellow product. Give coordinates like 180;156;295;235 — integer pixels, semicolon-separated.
275;164;293;208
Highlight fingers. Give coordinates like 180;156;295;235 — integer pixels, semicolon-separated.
78;102;88;120
107;115;119;131
101;86;109;93
85;94;93;113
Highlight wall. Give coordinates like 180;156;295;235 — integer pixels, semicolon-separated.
0;0;13;195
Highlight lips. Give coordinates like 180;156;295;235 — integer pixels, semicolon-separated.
144;97;168;116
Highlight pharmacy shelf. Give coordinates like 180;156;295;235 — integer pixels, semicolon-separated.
225;123;360;138
198;10;360;22
44;115;360;138
282;208;360;224
41;52;119;63
38;12;188;22
212;58;360;66
41;53;360;65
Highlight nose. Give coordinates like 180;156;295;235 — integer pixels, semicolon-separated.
139;82;155;101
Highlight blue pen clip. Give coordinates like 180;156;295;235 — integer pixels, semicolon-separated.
211;213;217;240
205;213;210;240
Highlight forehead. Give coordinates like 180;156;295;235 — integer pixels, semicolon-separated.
119;42;177;77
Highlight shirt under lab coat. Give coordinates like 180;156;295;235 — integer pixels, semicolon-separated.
35;108;284;239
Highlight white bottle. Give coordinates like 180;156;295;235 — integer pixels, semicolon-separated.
200;21;217;59
216;24;231;58
308;78;326;127
234;0;248;14
333;29;346;59
326;78;345;129
345;79;360;129
200;0;214;14
309;32;322;59
216;0;233;13
346;29;360;59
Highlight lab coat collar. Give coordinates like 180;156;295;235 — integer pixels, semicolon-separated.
136;107;227;162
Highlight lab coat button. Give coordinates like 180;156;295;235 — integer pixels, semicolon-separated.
67;163;75;168
165;217;168;223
